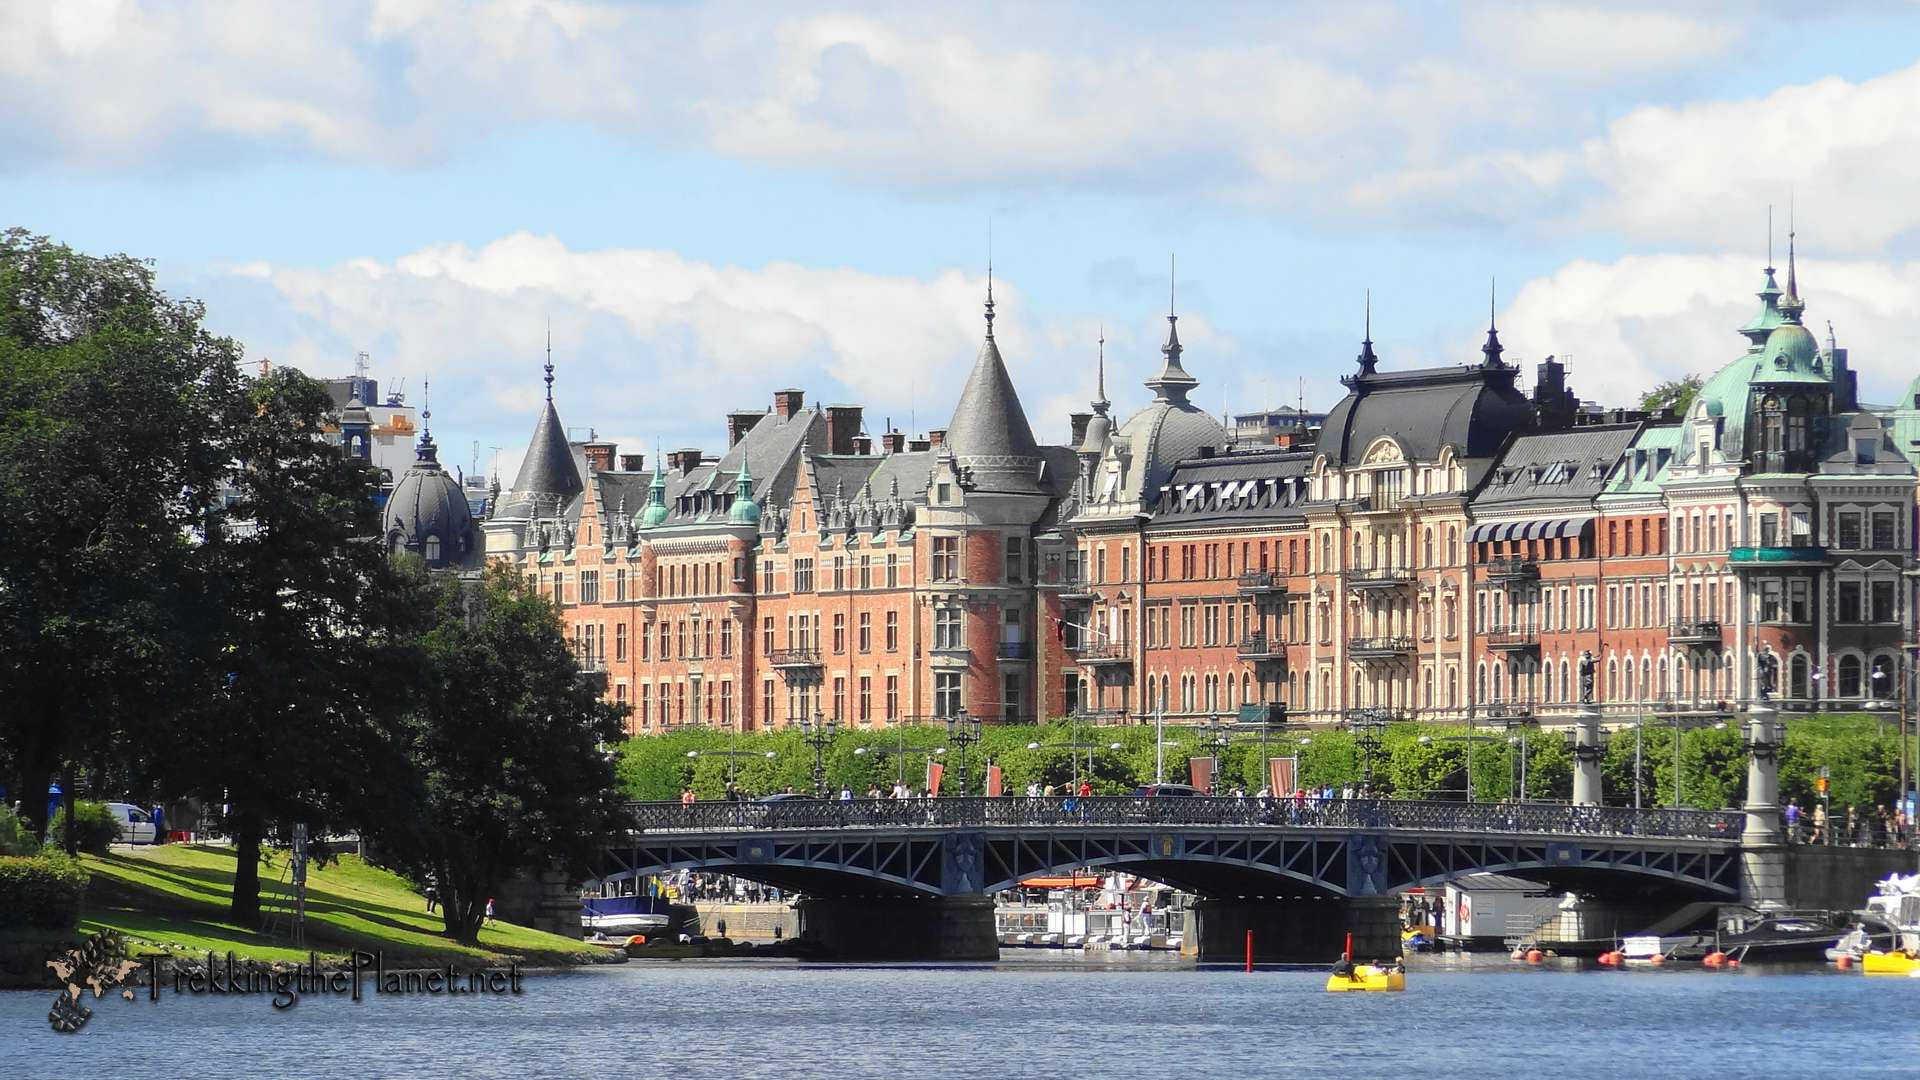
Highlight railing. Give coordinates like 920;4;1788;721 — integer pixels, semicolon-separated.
1727;546;1828;566
1068;642;1131;664
1650;697;1734;716
768;648;823;668
1669;620;1723;644
1235;632;1283;660
1236;570;1285;594
623;797;1742;841
997;640;1033;660
1484;702;1534;721
1348;635;1415;656
1485;626;1539;650
1348;568;1414;587
1484;557;1538;581
1053;571;1098;600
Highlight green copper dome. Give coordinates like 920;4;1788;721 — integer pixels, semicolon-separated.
1758;321;1823;381
640;460;670;528
727;460;760;525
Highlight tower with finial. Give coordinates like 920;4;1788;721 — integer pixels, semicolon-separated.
1145;255;1199;405
1778;214;1805;324
1356;289;1379;376
1480;279;1505;368
1076;325;1114;458
641;455;670;529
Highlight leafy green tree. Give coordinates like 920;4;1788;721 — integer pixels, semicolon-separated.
375;565;629;945
0;228;239;843
1640;373;1703;417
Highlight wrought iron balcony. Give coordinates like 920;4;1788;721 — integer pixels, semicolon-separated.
1669;620;1723;645
1054;571;1098;602
1728;546;1828;568
1348;635;1415;658
996;640;1033;661
1484;557;1539;582
1068;641;1132;666
1236;570;1287;596
1235;632;1284;661
768;647;823;669
1485;626;1539;651
1348;568;1414;589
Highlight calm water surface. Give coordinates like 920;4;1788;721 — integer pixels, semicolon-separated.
4;954;1918;1078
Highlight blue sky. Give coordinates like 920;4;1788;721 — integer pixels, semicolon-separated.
9;1;1920;483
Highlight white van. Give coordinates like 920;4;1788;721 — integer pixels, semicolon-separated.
104;803;158;845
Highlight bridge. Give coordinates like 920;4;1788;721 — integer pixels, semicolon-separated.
598;796;1749;962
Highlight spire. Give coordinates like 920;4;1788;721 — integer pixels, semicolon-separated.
1480;278;1505;368
544;320;555;402
728;455;760;524
1780;211;1805;323
416;378;437;461
983;263;995;339
1093;324;1110;414
947;288;1044;492
1146;255;1199;405
640;455;670;528
1741;208;1787;349
1355;289;1379;376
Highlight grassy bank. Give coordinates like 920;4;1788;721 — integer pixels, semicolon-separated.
63;844;601;969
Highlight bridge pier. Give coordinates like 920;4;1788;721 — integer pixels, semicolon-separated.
1740;706;1786;908
1187;896;1400;965
795;895;998;961
1572;707;1604;807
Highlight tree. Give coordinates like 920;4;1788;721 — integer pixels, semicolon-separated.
1640;374;1703;417
174;366;410;923
374;565;628;945
0;229;239;843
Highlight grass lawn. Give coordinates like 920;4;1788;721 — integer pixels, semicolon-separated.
73;844;602;968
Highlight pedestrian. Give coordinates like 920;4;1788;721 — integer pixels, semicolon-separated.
1811;801;1827;844
681;787;695;806
1077;780;1092;800
1846;804;1859;846
839;786;853;801
716;917;728;940
1783;800;1800;842
425;876;439;914
484;897;495;924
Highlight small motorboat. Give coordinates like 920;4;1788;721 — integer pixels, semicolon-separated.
582;895;673;937
1326;933;1406;993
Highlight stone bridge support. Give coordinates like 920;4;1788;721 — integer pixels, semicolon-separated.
1739;706;1786;908
1187;896;1400;965
1572;707;1603;807
796;896;998;961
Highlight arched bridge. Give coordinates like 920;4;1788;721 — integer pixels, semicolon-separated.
599;797;1745;902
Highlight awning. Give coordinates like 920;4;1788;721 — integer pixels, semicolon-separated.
1497;521;1524;541
1549;516;1595;539
1467;523;1496;543
1018;875;1105;890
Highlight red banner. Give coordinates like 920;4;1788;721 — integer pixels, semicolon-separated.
1188;757;1213;794
986;765;1004;797
1269;756;1297;795
926;760;944;796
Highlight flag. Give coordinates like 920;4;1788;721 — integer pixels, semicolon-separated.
1269;756;1296;794
927;760;944;796
986;765;1004;797
1189;757;1213;793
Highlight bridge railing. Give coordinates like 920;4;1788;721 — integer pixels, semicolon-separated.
624;797;1741;841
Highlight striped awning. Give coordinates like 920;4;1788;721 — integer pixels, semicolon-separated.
1469;516;1595;542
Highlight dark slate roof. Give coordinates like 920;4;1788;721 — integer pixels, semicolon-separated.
1320;362;1536;467
1472;424;1639;513
384;436;482;569
498;398;583;516
945;332;1045;493
1145;449;1314;529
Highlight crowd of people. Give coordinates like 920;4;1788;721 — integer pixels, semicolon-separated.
1782;801;1913;847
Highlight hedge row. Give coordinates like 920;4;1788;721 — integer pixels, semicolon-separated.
0;853;89;930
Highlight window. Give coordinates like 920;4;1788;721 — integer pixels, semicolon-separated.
858;612;872;652
1872;511;1896;550
637;684;650;730
424;534;442;563
1788;579;1810;623
794;557;815;592
1837;512;1862;550
615;569;627;602
934;607;963;650
720;682;733;727
1871;580;1896;623
886;675;900;720
1854;438;1877;464
1121;547;1132;582
659;623;672;660
1838;580;1863;623
1005;536;1024;583
832;677;846;721
720;619;732;657
935;672;962;717
832;613;846;654
580;570;599;603
1001;672;1022;721
762;679;774;727
761;560;775;593
859;677;872;723
615;623;627;661
860;555;872;590
932;537;959;581
1096;547;1108;584
1758;513;1778;547
832;557;845;591
886;553;899;587
885;611;899;651
1838;654;1863;698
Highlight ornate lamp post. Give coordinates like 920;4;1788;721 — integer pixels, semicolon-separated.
1197;718;1235;795
1344;709;1393;795
796;711;839;797
944;710;983;796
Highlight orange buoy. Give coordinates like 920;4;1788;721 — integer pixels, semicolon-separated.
1597;951;1620;966
1648;954;1665;966
1525;949;1544;964
1727;957;1740;968
1511;948;1527;961
627;934;648;946
1836;954;1854;970
1703;951;1726;967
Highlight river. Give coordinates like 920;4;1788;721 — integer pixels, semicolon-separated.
4;954;1917;1077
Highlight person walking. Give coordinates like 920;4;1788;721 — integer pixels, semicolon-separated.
1811;801;1827;845
1783;800;1801;843
424;876;439;914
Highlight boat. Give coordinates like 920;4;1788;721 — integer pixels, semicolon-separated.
1326;933;1405;993
1851;873;1920;977
582;895;673;937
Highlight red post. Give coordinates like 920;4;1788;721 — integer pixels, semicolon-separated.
1344;931;1353;963
1245;929;1254;972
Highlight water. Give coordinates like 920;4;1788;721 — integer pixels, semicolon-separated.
5;955;1919;1078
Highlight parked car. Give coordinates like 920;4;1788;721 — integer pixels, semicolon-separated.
104;802;158;844
1134;783;1205;798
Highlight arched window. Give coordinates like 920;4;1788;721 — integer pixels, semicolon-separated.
1423;528;1434;568
1838;654;1863;698
424;534;441;562
1622;658;1634;701
1447;668;1458;708
1476;662;1487;703
1607;658;1618;701
1447;526;1459;565
1789;654;1809;700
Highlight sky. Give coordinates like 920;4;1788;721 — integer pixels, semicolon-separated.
9;0;1920;485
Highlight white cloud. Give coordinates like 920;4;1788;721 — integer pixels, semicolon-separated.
1468;5;1741;78
1495;251;1920;408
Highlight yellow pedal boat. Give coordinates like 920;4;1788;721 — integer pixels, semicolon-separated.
1326;964;1407;992
1861;950;1920;976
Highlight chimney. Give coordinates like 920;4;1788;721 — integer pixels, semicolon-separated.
773;389;806;419
582;439;616;473
1069;412;1092;448
668;448;704;475
909;437;931;452
728;410;766;446
619;454;645;472
882;431;906;454
852;435;873;456
927;429;946;448
825;405;863;456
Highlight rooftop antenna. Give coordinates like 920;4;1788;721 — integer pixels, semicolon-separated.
355;350;369;380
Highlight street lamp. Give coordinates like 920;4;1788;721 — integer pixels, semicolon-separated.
944;710;983;796
685;748;778;790
1344;708;1393;795
852;743;946;793
1026;739;1125;793
795;712;839;797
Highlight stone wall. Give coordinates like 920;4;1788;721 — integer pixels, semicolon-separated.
691;901;798;941
1782;845;1916;911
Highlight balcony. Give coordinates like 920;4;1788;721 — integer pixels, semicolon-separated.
1236;702;1289;726
1055;571;1098;602
1484;557;1538;583
996;640;1033;661
1484;702;1533;722
1348;635;1415;659
1236;570;1287;597
768;647;823;670
1669;620;1723;645
1728;546;1828;569
1234;632;1285;662
1347;568;1414;590
1485;626;1539;652
1068;641;1132;667
1650;697;1733;718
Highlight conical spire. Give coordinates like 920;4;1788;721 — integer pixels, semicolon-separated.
1779;220;1805;324
728;455;760;524
1740;209;1788;350
501;353;584;516
1355;289;1379;376
1480;279;1505;368
946;280;1044;492
544;320;555;402
1146;256;1200;404
1078;327;1114;457
983;263;996;339
1093;325;1110;415
641;456;669;528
